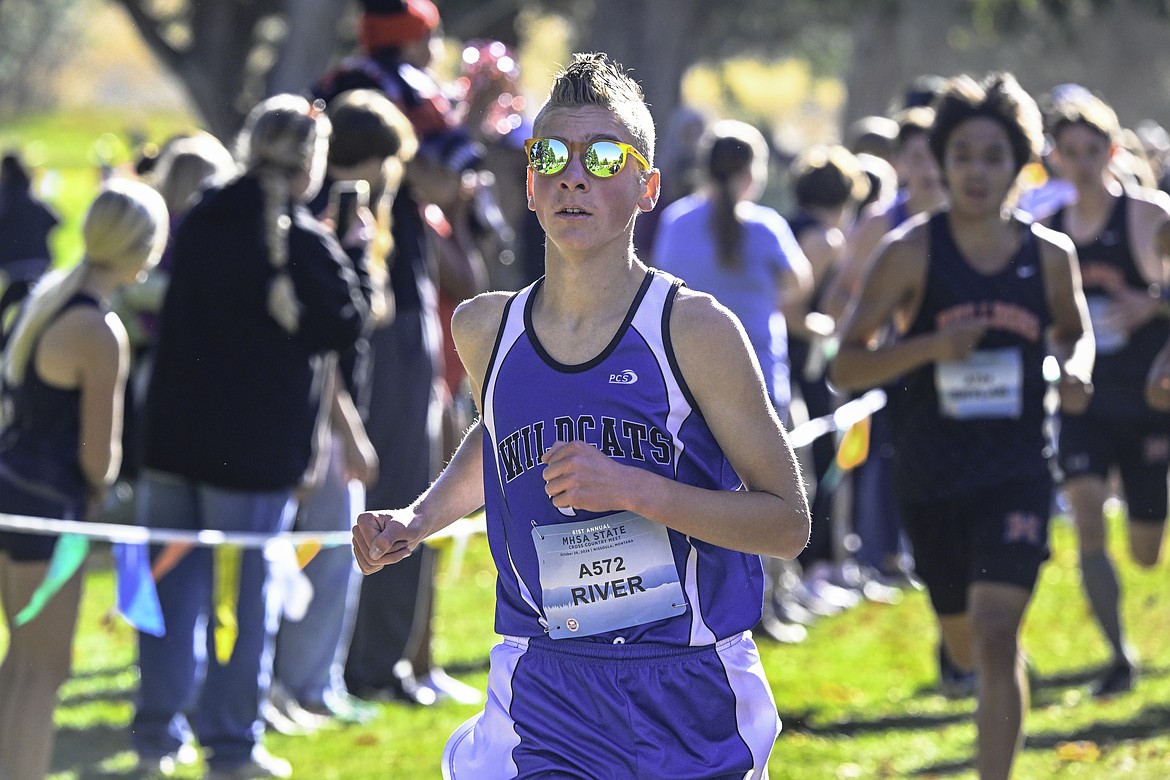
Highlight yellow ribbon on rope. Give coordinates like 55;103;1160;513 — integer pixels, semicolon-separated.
213;544;242;664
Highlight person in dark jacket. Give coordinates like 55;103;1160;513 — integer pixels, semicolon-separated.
131;94;370;780
0;151;60;324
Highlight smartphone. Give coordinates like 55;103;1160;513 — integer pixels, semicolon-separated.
329;179;370;240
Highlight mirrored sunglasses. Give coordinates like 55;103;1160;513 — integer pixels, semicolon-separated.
525;137;650;178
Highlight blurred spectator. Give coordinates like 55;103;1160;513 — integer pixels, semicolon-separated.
785;145;891;614
1115;126;1160;190
825;107;948;598
271;87;418;730
129;133;238;343
1016;140;1077;221
654;119;812;420
853;151;898;214
112;132;237;482
845;117;899;215
828;107;946;320
635;105;709;259
1136;119;1170;193
457;38;542;290
653;120;814;641
0;152;60;325
844;115;898;164
0;179;167;780
314;0;485;707
896;73;947;111
131;94;369;779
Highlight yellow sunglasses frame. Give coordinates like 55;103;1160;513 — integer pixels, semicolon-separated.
524;137;650;178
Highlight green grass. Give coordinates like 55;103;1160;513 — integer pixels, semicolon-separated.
3;509;1169;779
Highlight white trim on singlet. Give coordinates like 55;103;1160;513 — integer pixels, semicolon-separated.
442;636;529;779
483;285;547;625
684;542;716;645
634;274;717;646
630;276;692;475
482;286;531;481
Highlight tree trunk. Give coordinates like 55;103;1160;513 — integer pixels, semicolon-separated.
842;0;904;128
585;0;703;147
114;0;283;140
268;0;348;97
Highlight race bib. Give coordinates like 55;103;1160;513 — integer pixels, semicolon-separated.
1086;295;1128;355
935;347;1023;420
532;511;687;639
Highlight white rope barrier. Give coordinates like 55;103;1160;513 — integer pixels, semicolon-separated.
0;511;485;548
787;388;886;449
0;390;884;547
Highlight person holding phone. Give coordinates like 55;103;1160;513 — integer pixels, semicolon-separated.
132;94;370;779
330;180;369;245
313;0;482;708
271;88;418;729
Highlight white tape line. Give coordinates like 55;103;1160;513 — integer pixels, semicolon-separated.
832;388;887;429
0;512;486;548
0;393;881;547
788;388;887;449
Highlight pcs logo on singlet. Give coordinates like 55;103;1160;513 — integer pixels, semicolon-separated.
608;369;638;385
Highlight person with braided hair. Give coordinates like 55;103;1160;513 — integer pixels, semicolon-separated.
131;94;371;779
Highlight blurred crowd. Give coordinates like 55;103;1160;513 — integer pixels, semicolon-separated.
3;0;1170;778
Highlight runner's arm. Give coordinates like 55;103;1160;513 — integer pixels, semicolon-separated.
830;227;978;391
1036;226;1094;412
353;293;507;573
541;289;810;559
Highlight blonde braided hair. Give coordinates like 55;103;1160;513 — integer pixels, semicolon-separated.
235;94;331;334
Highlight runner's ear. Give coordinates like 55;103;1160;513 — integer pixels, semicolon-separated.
637;168;660;213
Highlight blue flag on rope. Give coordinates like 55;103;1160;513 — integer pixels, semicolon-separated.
114;542;166;637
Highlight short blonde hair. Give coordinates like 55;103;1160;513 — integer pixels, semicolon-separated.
151;133;237;215
533;52;656;166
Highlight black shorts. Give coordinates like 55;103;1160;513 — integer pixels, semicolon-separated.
901;478;1052;616
1058;413;1170;523
0;469;78;562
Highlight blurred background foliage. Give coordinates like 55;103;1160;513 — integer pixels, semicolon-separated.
5;0;1170;260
